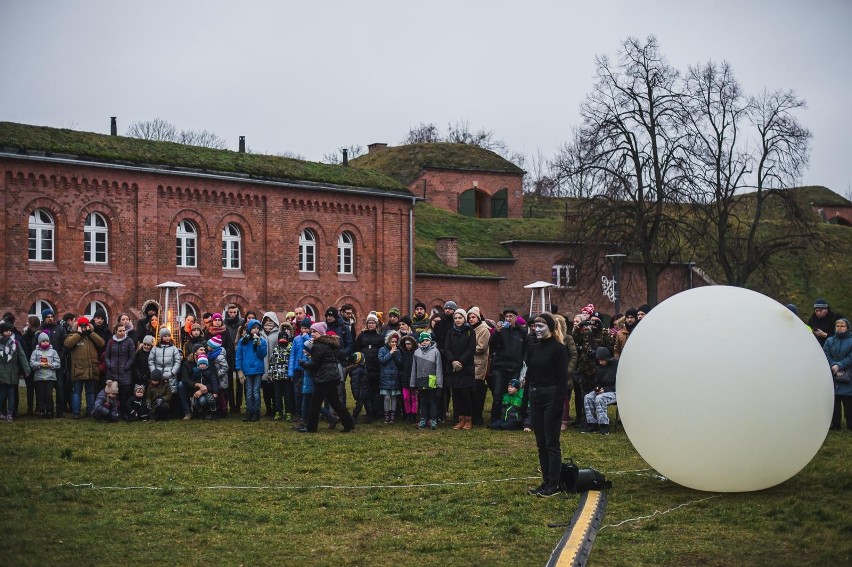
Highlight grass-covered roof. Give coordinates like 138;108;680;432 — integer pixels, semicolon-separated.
349;142;525;186
0;122;407;193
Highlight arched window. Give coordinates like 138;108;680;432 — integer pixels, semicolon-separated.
221;223;241;270
29;299;56;319
28;208;55;261
84;300;109;321
299;229;316;272
181;302;198;321
176;220;197;268
338;231;354;274
84;212;109;264
304;304;318;320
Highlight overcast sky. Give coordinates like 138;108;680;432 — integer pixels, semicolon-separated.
3;0;850;196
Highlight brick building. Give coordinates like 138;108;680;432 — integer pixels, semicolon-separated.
0;122;416;328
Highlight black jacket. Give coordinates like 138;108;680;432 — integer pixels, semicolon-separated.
443;325;476;389
489;325;528;370
300;334;342;384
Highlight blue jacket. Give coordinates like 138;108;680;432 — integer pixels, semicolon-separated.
824;328;852;396
289;332;310;378
236;320;268;376
378;345;403;391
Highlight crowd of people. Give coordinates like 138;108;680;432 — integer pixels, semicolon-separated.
0;295;847;490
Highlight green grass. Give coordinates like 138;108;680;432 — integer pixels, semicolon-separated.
1;391;850;566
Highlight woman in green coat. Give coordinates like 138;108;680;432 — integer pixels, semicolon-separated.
0;322;29;421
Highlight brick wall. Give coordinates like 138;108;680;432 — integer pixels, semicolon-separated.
413;169;523;218
1;157;413;325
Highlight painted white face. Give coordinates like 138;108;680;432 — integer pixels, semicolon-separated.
533;319;551;339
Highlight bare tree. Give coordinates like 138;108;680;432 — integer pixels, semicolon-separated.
126;117;177;141
525;148;558;196
177;129;228;150
403;122;441;144
554;36;691;306
681;63;818;287
322;144;365;165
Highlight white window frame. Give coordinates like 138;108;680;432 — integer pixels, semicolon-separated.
552;263;578;289
29;299;56;319
299;229;316;273
28;208;55;262
85;300;108;321
176;220;198;268
84;212;109;264
181;302;198;322
337;231;354;274
221;223;242;270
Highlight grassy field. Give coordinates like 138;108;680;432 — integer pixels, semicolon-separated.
1;393;850;566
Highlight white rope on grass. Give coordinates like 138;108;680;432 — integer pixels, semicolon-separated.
62;476;543;491
599;494;722;531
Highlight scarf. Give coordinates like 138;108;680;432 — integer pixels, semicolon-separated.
0;336;15;363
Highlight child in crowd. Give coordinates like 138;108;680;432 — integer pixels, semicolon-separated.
187;354;219;419
29;332;61;419
206;335;229;417
92;380;121;422
293;340;337;432
491;378;528;430
348;351;371;422
399;335;419;423
270;331;292;421
0;322;29;421
411;332;443;430
288;318;312;424
378;331;403;423
145;369;172;421
126;383;149;421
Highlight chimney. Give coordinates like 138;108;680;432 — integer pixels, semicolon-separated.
239;136;245;153
342;148;348;166
110;117;117;136
368;142;388;153
435;237;458;268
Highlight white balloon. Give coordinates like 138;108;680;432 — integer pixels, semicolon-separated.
618;286;834;492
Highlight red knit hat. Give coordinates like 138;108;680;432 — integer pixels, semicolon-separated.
77;316;90;326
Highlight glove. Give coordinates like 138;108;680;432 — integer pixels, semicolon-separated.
155;398;163;407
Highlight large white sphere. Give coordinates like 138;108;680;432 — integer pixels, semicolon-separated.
618;286;834;492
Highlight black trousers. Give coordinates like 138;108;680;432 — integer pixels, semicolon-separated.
307;381;355;432
529;384;565;488
36;381;55;415
833;394;852;429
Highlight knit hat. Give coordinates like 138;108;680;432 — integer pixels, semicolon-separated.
285;311;296;320
41;308;54;319
207;335;223;350
38;332;50;343
365;312;379;324
159;326;171;337
595;347;611;360
142;335;155;346
134;383;146;395
348;351;364;366
625;307;639;318
813;298;829;309
196;354;209;367
400;315;412;326
536;313;557;333
453;308;468;320
77;316;90;326
191;323;202;333
310;322;327;335
212;312;223;321
516;316;526;326
468;306;482;321
105;380;119;395
786;304;799;315
299;317;313;328
418;332;433;343
388;307;401;317
637;304;651;315
581;304;596;316
191;343;205;355
326;330;337;337
93;308;107;320
509;378;521;389
325;306;339;319
0;322;11;334
149;369;163;382
444;301;458;310
414;302;426;310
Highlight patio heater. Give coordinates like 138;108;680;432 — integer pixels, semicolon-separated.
156;281;185;344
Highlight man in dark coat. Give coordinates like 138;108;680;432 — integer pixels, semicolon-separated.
807;298;844;346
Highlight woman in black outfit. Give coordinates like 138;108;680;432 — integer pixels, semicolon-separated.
525;313;569;497
299;325;355;433
443;308;476;430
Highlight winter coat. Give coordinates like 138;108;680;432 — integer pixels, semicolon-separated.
182;365;220;394
270;343;290;381
574;328;615;377
593;358;619;393
824;329;852;396
398;337;417;388
91;389;120;419
104;335;135;386
411;344;443;389
132;347;151;385
288;332;310;378
207;347;229;389
327;315;354;356
494;388;529;429
0;337;29;385
354;329;384;379
443;325;476;389
490;324;527;371
299;334;342;384
236;322;268;376
809;309;844;346
65;331;105;381
470;320;491;381
145;380;172;408
92;323;111;355
261;312;280;380
148;342;182;380
224;316;244;368
349;364;370;401
378;344;403;391
29;346;61;381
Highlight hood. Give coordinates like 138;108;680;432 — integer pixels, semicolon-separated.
246;319;262;333
315;334;340;348
262;311;280;327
